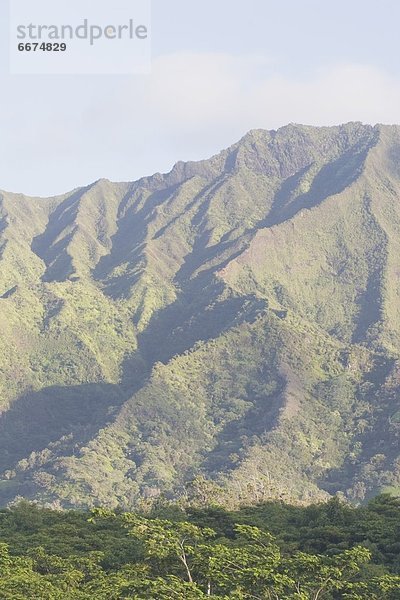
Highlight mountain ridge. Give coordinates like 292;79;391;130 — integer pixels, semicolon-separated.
0;122;399;509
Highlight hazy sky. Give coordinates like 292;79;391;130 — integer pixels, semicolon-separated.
1;0;400;196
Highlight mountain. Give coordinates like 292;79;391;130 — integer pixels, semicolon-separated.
0;122;399;509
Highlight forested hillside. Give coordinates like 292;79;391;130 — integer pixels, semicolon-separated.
0;123;399;508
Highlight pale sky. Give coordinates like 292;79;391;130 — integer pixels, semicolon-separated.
1;0;400;196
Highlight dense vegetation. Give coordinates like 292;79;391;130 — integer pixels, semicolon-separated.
0;123;400;508
0;496;398;598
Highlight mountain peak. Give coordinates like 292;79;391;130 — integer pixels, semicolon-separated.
1;123;400;509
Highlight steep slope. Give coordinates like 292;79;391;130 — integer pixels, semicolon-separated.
0;122;399;508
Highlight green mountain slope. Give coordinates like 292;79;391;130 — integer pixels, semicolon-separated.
0;122;399;508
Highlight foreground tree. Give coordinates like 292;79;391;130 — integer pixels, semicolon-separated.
91;509;396;599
